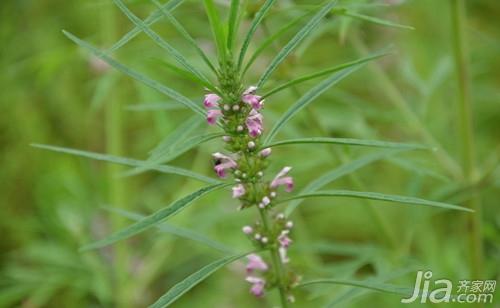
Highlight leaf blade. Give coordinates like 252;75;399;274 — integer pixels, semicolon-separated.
266;137;428;150
149;251;250;308
297;278;413;297
280;190;474;212
203;0;227;62
63;30;206;118
81;183;229;251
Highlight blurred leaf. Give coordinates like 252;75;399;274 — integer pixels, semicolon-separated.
80;183;229;251
338;9;415;30
112;0;214;90
242;11;308;75
149;115;203;157
227;0;240;52
266;137;427;150
265;64;362;144
263;51;388;98
297;278;413;297
63;30;206;118
203;0;227;62
152;0;217;73
31;144;220;184
257;1;337;88
104;207;234;253
109;0;184;52
126;102;187;111
280;190;473;212
237;0;276;71
149;251;250;308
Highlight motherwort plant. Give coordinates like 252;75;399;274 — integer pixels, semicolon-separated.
33;0;474;307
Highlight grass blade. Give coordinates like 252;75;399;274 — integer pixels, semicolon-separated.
262;52;388;98
151;0;217;74
297;278;413;297
149;251;250;308
266;137;427;150
256;1;337;88
279;190;474;212
31;144;220;184
264;64;361;144
339;10;414;30
227;0;240;52
242;11;308;76
80;183;229;251
62;30;206;118
109;0;184;53
285;150;404;216
203;0;227;62
104;207;234;253
112;0;213;88
237;0;277;71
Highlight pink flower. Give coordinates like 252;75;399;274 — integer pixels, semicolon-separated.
212;152;237;178
204;93;221;108
278;230;292;248
206;109;222;125
242;94;264;110
246;276;265;297
271;166;294;192
246;109;263;137
232;184;246;198
246;254;268;273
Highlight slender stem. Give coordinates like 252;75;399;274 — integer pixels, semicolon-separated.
258;208;289;308
450;0;483;279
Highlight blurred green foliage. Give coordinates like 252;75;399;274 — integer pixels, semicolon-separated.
1;0;499;307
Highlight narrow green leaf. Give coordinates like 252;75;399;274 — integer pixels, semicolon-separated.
227;0;240;52
124;132;224;177
109;0;184;53
266;137;427;150
297;278;413;297
340;10;415;30
149;251;250;308
262;52;388;98
237;0;276;70
264;64;361;144
81;183;229;251
154;58;217;92
151;0;217;74
242;12;308;76
112;0;212;87
257;1;337;88
286;150;404;216
126;102;186;111
31;144;220;184
279;190;474;212
62;30;206;118
104;207;234;253
149;115;203;157
203;0;227;62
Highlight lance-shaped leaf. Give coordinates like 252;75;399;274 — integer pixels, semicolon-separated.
257;1;337;88
264;64;361;144
62;30;206;118
112;0;213;90
227;0;240;52
109;0;184;52
279;190;473;212
31;144;220;184
286;150;404;216
203;0;227;62
262;52;388;98
104;207;234;253
337;9;415;30
149;251;250;308
266;137;427;150
80;183;229;251
151;0;217;73
237;0;276;70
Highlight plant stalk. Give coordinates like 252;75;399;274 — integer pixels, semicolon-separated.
450;0;483;279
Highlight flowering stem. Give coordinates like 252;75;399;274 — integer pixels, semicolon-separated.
258;208;289;308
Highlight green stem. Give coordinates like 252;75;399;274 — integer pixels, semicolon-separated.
258;208;289;308
450;0;483;279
